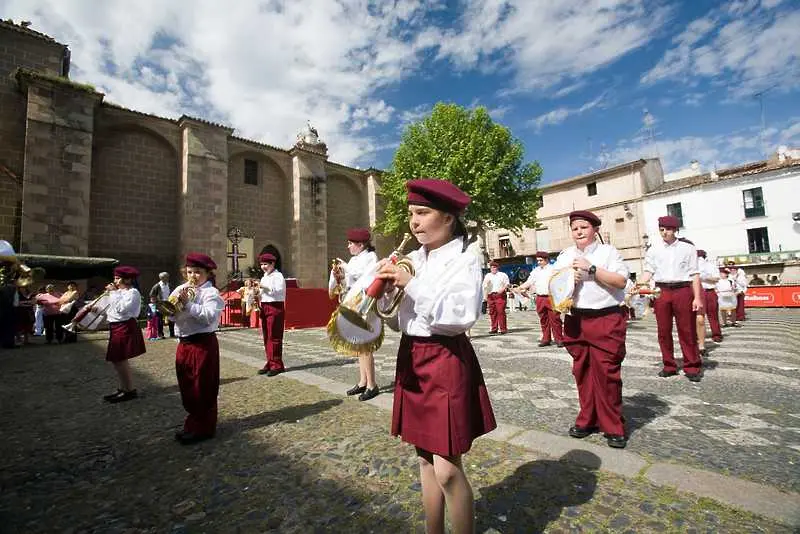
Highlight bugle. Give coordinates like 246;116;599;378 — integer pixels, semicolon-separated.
632;286;662;299
157;283;197;316
327;233;415;354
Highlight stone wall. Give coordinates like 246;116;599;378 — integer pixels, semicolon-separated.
326;173;370;261
0;26;66;246
89;125;180;286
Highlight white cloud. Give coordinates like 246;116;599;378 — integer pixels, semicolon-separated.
641;4;800;98
529;93;607;131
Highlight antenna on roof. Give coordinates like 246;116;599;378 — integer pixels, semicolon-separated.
753;85;777;158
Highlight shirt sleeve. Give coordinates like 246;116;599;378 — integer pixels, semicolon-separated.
687;246;699;276
644;248;656;273
604;246;629;278
187;288;225;326
403;254;482;336
108;289;141;318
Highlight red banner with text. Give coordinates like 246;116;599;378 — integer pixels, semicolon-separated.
744;286;800;308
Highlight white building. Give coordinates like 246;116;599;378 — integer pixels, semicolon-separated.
642;148;800;279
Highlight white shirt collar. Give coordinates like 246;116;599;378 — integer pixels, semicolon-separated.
420;237;463;264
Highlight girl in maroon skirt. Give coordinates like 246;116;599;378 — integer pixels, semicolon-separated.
376;179;496;534
171;253;224;445
102;266;146;404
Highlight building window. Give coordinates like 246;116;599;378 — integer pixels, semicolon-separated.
244;159;258;185
747;227;770;253
499;236;513;258
536;195;544;209
742;187;765;218
666;202;684;227
586;182;597;196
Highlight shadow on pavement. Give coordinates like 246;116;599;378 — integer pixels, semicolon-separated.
286;358;356;372
475;449;600;534
222;398;343;435
623;392;670;437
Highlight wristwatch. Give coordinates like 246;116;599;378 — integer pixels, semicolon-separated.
588;265;597;276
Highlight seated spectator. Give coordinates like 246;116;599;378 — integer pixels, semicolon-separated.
768;275;780;285
750;273;766;286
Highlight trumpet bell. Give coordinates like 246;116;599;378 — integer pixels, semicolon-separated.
61;322;78;334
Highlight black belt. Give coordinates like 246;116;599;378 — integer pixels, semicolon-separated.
179;332;215;343
656;282;690;289
570;305;622;317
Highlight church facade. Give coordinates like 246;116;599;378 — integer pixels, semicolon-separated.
0;20;387;288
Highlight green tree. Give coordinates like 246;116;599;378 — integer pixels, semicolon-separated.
375;102;542;243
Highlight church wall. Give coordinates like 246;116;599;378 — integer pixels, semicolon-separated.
89;127;180;287
326;173;370;262
227;150;291;276
0;28;66;246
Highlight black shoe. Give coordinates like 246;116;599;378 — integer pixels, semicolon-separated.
732;323;741;328
538;341;552;347
257;368;269;375
266;369;284;377
498;331;507;335
699;348;707;357
175;431;213;445
346;384;367;396
556;342;564;347
358;386;380;401
568;425;597;439
685;373;702;383
606;435;627;448
103;389;123;401
106;389;137;403
657;370;678;378
722;324;730;328
488;330;497;335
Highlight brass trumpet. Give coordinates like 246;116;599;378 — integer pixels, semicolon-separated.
157;284;197;315
337;233;415;331
0;263;45;288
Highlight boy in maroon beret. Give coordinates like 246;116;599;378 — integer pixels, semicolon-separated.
257;252;286;376
171;253;225;444
102;265;146;403
514;250;563;346
637;216;703;381
482;260;509;334
696;249;722;354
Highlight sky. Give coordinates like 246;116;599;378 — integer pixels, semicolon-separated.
3;0;799;184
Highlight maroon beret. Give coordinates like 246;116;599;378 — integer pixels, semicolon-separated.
658;215;680;229
535;251;549;259
259;253;276;263
406;179;470;215
569;210;601;227
185;253;217;270
489;260;499;267
697;249;707;258
114;265;139;279
346;227;371;242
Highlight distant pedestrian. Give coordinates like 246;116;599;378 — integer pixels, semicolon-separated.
172;253;224;445
102;266;146;403
145;296;160;340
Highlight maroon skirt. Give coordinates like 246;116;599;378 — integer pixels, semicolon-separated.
106;318;146;363
392;333;496;457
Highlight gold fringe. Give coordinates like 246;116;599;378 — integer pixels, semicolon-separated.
326;310;384;356
550;295;574;314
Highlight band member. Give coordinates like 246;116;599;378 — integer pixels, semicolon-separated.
329;227;381;401
149;272;174;338
514;251;563;347
376;178;496;534
482;261;509;334
553;211;629;448
102;266;146;403
697;250;722;354
726;261;748;322
637;216;703;382
257;253;286;376
716;269;739;327
172;253;225;445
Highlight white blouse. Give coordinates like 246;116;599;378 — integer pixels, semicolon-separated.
553;241;629;309
105;287;142;323
644;239;699;282
699;258;720;290
328;249;378;292
387;237;482;337
171;281;224;337
260;270;286;302
520;264;555;296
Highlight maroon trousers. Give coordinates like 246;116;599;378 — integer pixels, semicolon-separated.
176;333;219;437
535;295;563;343
703;288;723;342
653;285;701;374
259;301;285;370
562;307;627;437
486;292;507;333
736;293;746;321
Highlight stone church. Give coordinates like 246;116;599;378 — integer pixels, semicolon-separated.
0;19;387;288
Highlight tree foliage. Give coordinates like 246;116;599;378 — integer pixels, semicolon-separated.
375;102;542;240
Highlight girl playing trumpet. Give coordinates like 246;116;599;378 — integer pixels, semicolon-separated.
329;228;380;401
376;179;496;534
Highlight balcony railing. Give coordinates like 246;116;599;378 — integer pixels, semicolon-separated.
718;250;800;266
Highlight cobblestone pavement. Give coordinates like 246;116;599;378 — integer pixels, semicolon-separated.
0;326;795;532
220;308;800;494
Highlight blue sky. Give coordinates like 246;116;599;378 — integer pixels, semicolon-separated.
3;0;798;183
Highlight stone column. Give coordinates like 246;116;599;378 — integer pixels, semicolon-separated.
289;147;328;288
177;117;232;284
365;169;394;257
17;73;103;255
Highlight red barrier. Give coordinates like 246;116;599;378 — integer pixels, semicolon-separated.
220;288;337;329
744;285;800;308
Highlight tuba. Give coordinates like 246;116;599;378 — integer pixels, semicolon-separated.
157;283;197;316
327;233;415;354
0;263;45;288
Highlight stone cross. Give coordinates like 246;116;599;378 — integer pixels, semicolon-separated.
226;226;247;278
